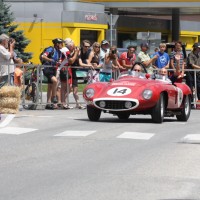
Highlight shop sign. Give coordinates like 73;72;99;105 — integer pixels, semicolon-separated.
85;13;98;21
62;11;107;24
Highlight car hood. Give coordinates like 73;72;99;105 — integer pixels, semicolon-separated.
90;77;158;99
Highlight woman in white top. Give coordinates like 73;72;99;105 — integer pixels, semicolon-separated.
99;45;123;82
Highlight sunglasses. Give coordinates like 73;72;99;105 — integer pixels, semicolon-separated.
95;46;100;48
84;46;90;48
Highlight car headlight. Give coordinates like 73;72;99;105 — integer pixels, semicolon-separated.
142;90;153;100
85;88;95;98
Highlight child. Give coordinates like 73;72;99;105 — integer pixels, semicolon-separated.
14;58;23;87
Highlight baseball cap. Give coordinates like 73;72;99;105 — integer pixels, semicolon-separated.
192;43;200;48
101;40;109;45
140;42;149;48
52;38;63;44
64;38;74;46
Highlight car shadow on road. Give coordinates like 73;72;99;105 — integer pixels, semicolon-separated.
75;117;178;124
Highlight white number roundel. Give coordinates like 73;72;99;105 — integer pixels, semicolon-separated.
107;87;132;96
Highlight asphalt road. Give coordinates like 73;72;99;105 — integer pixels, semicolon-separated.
0;107;200;200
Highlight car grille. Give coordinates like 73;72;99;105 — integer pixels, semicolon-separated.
95;100;137;110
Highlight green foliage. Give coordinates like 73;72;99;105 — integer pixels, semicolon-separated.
10;30;32;62
0;2;17;34
0;1;32;62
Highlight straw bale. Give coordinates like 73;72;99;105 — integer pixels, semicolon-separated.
0;97;20;109
0;86;21;98
0;107;18;114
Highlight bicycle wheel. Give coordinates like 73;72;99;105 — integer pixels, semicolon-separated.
0;76;8;89
23;82;38;110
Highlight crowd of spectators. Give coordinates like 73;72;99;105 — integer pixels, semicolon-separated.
1;33;200;110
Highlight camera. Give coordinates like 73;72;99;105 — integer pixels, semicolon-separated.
8;38;14;44
111;50;116;54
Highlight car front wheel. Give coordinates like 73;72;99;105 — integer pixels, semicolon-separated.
151;93;165;123
87;105;101;121
176;95;191;121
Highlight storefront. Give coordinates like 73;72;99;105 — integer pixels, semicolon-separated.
7;1;108;64
61;8;108;46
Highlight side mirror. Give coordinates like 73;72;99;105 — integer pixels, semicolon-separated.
145;74;150;79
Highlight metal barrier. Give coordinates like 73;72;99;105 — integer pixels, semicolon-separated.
1;63;200;109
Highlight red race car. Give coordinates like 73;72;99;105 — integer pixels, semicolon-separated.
83;65;192;123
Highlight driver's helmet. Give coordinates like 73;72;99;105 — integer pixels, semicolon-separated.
52;38;63;45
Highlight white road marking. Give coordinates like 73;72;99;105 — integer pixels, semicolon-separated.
37;116;53;118
54;130;96;137
181;134;200;143
117;132;155;140
0;114;15;128
0;127;38;135
19;115;53;118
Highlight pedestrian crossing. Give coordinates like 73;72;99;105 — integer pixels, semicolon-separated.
54;130;96;137
0;127;38;135
0;127;199;144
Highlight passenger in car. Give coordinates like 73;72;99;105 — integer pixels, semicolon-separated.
158;68;171;83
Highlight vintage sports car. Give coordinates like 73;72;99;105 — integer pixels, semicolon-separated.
83;65;192;123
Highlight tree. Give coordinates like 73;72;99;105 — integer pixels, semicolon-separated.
0;1;32;62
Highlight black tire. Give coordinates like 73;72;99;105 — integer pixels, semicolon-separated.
87;105;101;121
176;95;191;121
117;112;130;120
23;82;38;110
151;93;165;123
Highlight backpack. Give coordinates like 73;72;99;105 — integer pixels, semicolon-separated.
39;46;54;64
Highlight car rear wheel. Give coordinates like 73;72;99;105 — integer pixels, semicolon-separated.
87;105;101;121
176;95;191;121
151;93;165;123
117;112;130;120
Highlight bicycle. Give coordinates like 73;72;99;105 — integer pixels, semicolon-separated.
0;76;8;89
22;66;39;110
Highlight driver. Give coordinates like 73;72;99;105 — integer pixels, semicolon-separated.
131;63;143;77
132;64;142;72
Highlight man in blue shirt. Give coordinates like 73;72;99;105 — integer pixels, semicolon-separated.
42;38;63;109
154;43;170;69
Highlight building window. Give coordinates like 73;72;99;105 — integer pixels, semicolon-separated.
117;33;137;48
80;30;98;45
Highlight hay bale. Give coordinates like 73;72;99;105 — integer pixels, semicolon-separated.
0;107;18;114
0;86;21;98
0;97;20;109
0;86;21;114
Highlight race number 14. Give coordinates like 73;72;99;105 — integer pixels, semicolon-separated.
113;88;127;94
107;87;132;96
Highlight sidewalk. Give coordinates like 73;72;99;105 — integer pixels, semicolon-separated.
41;92;85;103
21;91;86;110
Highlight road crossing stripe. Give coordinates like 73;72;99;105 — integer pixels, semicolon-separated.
0;127;38;135
181;134;200;143
54;130;96;137
117;132;155;140
0;114;15;128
